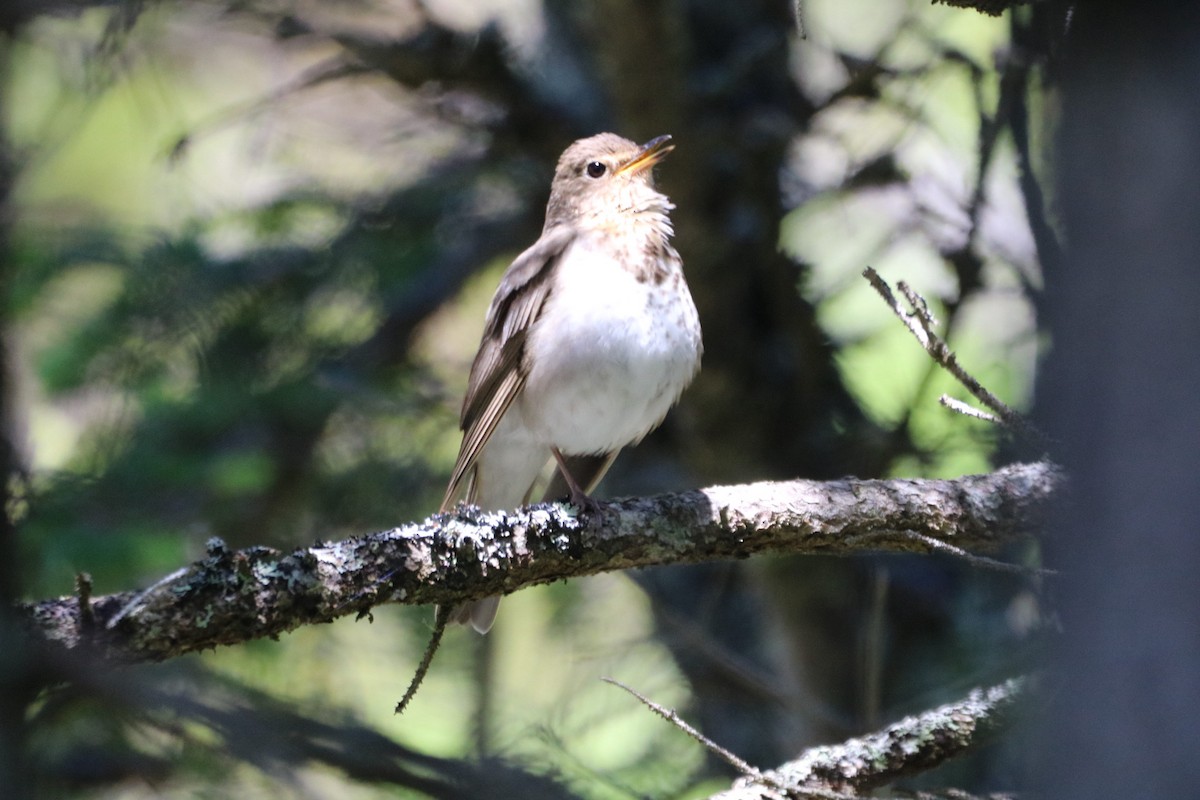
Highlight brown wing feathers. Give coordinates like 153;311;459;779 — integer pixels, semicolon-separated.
439;227;574;511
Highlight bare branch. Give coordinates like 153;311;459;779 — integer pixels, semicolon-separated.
864;267;1045;444
940;395;1000;424
602;678;780;789
709;677;1029;799
844;528;1052;578
394;606;450;715
17;462;1061;665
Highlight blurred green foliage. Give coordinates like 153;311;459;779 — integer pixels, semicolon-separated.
2;0;1045;796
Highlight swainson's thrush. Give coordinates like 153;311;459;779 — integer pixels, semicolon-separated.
441;133;703;633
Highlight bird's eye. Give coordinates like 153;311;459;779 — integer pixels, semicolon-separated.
585;161;607;178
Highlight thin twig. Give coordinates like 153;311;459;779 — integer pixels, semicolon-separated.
844;525;1051;575
76;572;95;632
601;677;785;793
395;605;451;714
900;530;1054;577
106;567;189;629
899;281;941;345
842;528;1053;577
897;278;1013;421
939;395;1000;423
864;266;931;347
863;267;1046;444
165;56;363;163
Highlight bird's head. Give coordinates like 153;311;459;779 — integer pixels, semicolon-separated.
544;133;675;231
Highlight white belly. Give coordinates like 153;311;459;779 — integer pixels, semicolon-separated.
519;239;701;455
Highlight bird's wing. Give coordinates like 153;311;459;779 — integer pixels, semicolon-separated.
440;225;576;511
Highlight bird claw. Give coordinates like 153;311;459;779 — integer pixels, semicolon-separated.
567;490;602;515
550;447;605;515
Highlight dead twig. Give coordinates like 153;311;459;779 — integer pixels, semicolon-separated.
602;677;792;798
863;267;1046;445
394;605;451;714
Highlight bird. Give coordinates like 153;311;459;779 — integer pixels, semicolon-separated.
439;132;703;634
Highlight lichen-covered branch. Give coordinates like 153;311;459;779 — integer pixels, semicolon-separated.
19;462;1060;664
710;677;1029;799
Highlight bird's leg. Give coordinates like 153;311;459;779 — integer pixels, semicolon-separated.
551;448;602;513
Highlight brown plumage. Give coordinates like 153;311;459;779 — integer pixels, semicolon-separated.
440;133;702;633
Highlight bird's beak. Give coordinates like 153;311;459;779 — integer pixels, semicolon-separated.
616;135;674;176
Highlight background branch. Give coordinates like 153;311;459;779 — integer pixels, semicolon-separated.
863;267;1044;443
710;677;1028;799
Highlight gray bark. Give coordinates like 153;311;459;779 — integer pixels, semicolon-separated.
18;462;1060;664
710;677;1026;799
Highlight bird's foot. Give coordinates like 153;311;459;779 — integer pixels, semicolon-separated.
552;448;604;515
566;487;602;515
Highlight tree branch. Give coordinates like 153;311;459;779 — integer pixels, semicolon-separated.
603;677;783;788
18;462;1061;664
863;267;1046;445
709;677;1029;799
